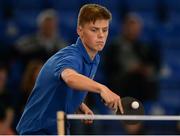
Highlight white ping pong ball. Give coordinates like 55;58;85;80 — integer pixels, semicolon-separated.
131;101;139;109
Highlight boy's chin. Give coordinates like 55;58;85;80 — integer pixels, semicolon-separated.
97;46;105;51
95;48;103;52
99;46;105;51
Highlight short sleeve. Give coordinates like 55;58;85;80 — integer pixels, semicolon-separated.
54;54;82;80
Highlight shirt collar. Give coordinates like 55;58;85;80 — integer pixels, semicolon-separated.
76;37;100;64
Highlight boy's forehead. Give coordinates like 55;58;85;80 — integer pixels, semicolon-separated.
86;19;109;27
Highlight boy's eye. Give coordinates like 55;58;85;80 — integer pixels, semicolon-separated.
91;29;96;32
103;29;108;32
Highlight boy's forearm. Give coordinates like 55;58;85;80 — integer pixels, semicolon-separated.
61;69;104;93
65;72;103;93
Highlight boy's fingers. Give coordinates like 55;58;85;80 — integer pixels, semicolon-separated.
118;100;124;114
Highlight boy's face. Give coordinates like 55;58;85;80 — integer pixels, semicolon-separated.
77;19;109;53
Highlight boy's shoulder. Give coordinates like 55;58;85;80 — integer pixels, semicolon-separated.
54;44;81;59
60;44;79;54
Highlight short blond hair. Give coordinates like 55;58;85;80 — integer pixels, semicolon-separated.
77;4;112;26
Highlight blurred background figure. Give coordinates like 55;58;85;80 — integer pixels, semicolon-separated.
0;61;15;134
15;9;66;64
104;13;160;102
0;104;15;135
104;13;161;135
7;9;67;98
19;59;43;109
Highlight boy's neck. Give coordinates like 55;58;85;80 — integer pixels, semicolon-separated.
82;43;97;60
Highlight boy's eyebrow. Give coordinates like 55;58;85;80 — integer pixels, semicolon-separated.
91;26;109;29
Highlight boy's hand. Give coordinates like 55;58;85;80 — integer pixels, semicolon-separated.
77;103;94;125
99;85;124;114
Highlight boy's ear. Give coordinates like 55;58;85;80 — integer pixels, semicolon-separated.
77;26;82;36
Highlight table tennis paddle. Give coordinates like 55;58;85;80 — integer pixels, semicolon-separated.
116;97;144;124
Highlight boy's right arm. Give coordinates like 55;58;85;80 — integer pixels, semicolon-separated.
61;68;124;114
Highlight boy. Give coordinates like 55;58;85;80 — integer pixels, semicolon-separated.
16;4;123;134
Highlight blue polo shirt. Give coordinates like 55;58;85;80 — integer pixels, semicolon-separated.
16;38;100;134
